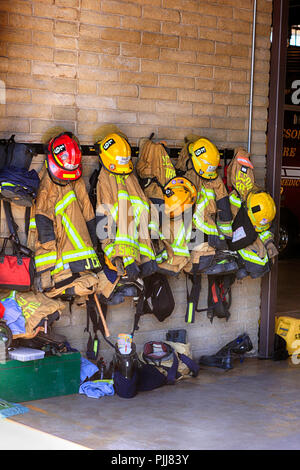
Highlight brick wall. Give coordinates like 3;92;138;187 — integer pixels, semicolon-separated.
0;0;273;361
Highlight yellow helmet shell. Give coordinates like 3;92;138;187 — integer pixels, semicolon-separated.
97;133;133;175
247;190;276;232
164;177;197;219
188;137;220;179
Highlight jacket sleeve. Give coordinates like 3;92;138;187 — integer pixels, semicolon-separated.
95;170;116;255
74;178;98;247
34;177;57;273
212;176;233;240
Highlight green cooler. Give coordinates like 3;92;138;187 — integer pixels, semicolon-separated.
0;352;81;402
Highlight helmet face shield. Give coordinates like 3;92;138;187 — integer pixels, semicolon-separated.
97;133;133;175
247;190;276;232
188;138;220;179
47;132;82;183
164;177;197;218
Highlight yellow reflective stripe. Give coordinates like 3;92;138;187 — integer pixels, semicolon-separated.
229;194;242;208
148;221;165;240
139;243;155;259
29;217;36;230
172;246;190;256
114;235;140;248
193;214;219;235
259;231;272;243
217;222;233;236
55;191;77;215
50;248;98;274
238;249;268;265
172;222;190;256
123;256;134;267
118;191;150;211
111;203;118;222
156;250;168;263
61;213;86;250
35;251;57;267
103;245;114;257
187;302;194;323
205;189;215;199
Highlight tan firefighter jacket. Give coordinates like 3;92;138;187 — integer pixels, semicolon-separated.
28;167;101;294
175;135;233;272
227;148;278;275
136;138;191;275
95;167;159;279
11;291;65;340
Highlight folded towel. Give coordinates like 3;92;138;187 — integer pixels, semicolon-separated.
79;380;114;399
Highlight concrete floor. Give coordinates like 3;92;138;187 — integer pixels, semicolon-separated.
3;357;300;451
1;258;299;451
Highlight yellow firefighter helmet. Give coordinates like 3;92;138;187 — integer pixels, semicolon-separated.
97;133;133;175
188;137;220;179
247;190;276;232
164;177;197;219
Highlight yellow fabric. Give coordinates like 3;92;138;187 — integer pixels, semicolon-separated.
12;291;65;340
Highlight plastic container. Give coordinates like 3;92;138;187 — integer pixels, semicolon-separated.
275;316;300;355
8;347;45;362
117;333;132;354
0;351;81;402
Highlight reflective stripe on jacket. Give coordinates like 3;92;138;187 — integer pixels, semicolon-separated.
28;168;100;278
96;169;158;276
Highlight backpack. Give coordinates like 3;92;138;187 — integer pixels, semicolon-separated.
132;272;175;335
206;273;236;323
139;340;199;385
0;135;39;207
0;135;35;170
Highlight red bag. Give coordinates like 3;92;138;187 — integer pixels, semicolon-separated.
0;237;34;291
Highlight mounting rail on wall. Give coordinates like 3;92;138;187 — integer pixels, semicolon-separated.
19;142;235;161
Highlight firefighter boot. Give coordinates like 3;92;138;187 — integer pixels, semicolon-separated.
199;333;253;370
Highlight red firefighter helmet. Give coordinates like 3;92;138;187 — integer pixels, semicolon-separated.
46;132;82;184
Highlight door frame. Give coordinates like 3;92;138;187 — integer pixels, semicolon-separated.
259;0;289;358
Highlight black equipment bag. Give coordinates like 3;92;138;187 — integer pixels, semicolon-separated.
132;273;175;335
0;135;35;170
206;273;236;323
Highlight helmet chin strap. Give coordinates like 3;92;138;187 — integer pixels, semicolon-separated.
47;167;71;186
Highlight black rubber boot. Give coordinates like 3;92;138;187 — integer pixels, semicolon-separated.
199;333;253;370
199;350;233;370
218;333;253;357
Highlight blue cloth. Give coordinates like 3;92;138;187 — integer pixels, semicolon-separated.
79;381;114;399
80;357;99;383
1;292;26;336
0;166;40;196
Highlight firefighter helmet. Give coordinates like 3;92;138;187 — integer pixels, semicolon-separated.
188;137;220;179
97;133;133;175
46;132;82;184
247;190;276;232
164;177;197;218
